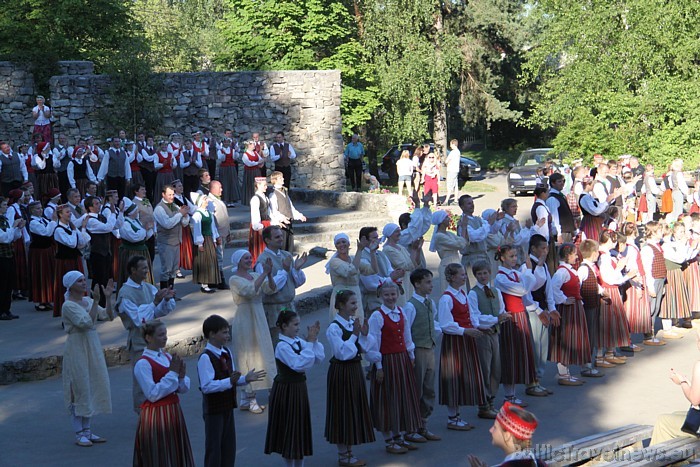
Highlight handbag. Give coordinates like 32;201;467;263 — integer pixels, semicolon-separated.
681;406;700;437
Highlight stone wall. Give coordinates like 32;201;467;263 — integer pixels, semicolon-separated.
1;62;346;191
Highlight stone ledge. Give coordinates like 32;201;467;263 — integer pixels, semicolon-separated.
290;188;408;220
0;286;332;385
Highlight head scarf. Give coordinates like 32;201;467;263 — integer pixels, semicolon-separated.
429;210;449;252
230;249;249;273
325;232;351;274
481;208;496;222
63;271;84;290
381;223;400;243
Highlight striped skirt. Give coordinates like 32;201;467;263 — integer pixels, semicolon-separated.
683;261;700;312
179;225;193;270
370;352;423;434
118;243;153;289
192;236;221;285
548;301;592;366
661;269;691;319
439;333;487;407
28;245;55;304
219;165;241;204
265;380;312;459
111;238;121;280
133;400;194;467
324;359;375;445
499;311;537;385
37;173;59;200
580;215;604;242
13;240;28;291
625;284;652;334
598;287;631;348
53;258;84;317
248;221;270;264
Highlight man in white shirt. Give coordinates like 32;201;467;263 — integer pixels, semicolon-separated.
269;132;296;190
268;171;306;252
444;139;461;206
457;194;495;288
0;141;28;197
208;180;231;290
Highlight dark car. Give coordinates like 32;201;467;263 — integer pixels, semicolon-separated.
507;148;560;196
380;143;481;184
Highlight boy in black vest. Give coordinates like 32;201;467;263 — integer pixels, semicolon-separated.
198;314;267;467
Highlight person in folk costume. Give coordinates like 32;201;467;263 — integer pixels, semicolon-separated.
191;192;221;294
32;141;58;199
32;95;52;143
228;249;277;415
548;243;593;384
358;226;404;315
53;135;72;201
530;185;558;272
118;197;154;288
43;187;61;220
125;140;144;192
53;204;90;317
18;143;36;194
172;180;194;278
596;229;635;366
205;128;223;180
85;136;104;182
67;147;97;198
191;131;209;179
264;310;324;466
217;137;241;207
467;261;511;419
326;233;374;323
61;271;114;447
546;172;577;247
382;223;420;307
325;289;376;466
248;176;272;264
168;132;184;183
666;159;689;223
499;198;537;265
566;166;586;225
366;280;424;455
616;223;653;350
197;314;268;467
397;193;432;269
659;223;697;338
153;140;177;205
524;234;559;395
133;320;195;467
84;195;117;307
97;137;131;202
269;171;307;253
5;189;29;300
457;194;498;288
197;168;212;196
579;175;617;242
0;197;23;320
429;209;466;294
681;218;700;320
27;200;56;311
179;138;203;201
0;141;28;198
482;209;507;278
689;182;700;216
138;135;158;202
466;403;546;467
269;132;296;190
437;263;488;431
252;132;270;178
639;222;667;346
132;183;156;265
493;244;539;407
241;140;265;206
100;190;123;280
207;180;231;291
153;184;189;293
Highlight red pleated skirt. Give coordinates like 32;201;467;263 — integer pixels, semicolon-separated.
133;399;194;467
439;333;487;407
13;240;28;291
625;284;652;334
369;351;423;434
324;359;375;446
548;300;592;366
249;220;270;264
53;258;84;317
598;286;630;348
580;215;604;242
499;311;537;385
661;269;691;319
179;225;193;270
29;245;55;304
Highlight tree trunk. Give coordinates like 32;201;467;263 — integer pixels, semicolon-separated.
432;7;448;161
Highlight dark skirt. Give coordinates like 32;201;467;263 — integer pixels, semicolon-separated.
118;242;154;289
439;333;486;407
13;239;28;291
499;311;537;385
598;287;631;348
369;351;423;434
265;379;312;459
661;269;691;319
548;301;592;366
154;172;175;205
219;165;241;204
242;168;261;206
192;236;220;285
37;173;58;200
324;359;375;445
179;225;193;270
133;399;194;467
111;237;121;280
53;257;84;317
130;170;145;191
29;245;55;304
249;221;270;264
75;178;90;198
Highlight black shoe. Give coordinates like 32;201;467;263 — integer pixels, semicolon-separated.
200;286;216;294
681;319;694;329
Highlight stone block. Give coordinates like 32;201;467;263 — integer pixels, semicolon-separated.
8;102;23;110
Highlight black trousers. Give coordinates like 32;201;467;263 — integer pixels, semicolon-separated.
282;224;294;253
0;256;15;314
0;180;21;198
146;236;156;266
57;171;70;202
206;158;217;180
274;165;292;189
184;174;199;199
203;410;236;467
107;176;126;201
90;253;112;307
141;169;156;202
347;158;363;190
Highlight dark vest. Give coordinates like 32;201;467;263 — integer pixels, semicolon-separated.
28;218;53;249
329;320;362;363
56;147;71;172
530;259;548;310
607;175;623;206
273;143;291;167
200;348;237;414
580;263;599;309
0;217;14;258
36;154;55;175
274;341;306;383
272;188;292;219
139;145;156;172
530;200;550;228
550;191;575;233
107;148;126;178
73;160;88;180
257;193;271;221
0;151;21;183
182;150;199;176
87;214;112;256
54;225;81;259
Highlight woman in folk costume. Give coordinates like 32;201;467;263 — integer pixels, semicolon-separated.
125;140;145;189
681;219;700;319
191;192;221;294
666;158;689;223
616;223;652;348
382;223;419;307
659;223;697;338
67;147;97;197
7;189;29;300
429;209;467;294
33;141;58;199
118;198;154;288
53;204;90;317
18;143;37;194
172;179;194;277
228;249;277;414
153;141;177;205
579;176;616;242
61;271;114;447
493;244;538;407
85;136;104;179
248;176;271;264
326;232;374;322
499;198;535;265
241;140;265;206
27;200;56;311
217;138;241;207
548;243;592;384
102;190;123;280
168;132;184;183
596;229;634;366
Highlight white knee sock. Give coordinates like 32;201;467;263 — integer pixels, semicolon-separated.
662;319;672;331
557;363;569;376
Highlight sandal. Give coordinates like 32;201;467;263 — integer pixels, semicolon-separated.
447;415;474;431
75;432;93;447
339;451;367;466
385;439;408;454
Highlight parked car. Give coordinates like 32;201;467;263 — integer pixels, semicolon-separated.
507;148;560;196
380;143;481;184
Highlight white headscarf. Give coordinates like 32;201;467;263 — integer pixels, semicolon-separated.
380;223;400;243
429;210;449;252
482;209;496;221
63;271;84;301
325;233;351;274
230;249;249;273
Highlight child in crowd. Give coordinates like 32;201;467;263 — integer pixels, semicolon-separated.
617;224;652;350
639;222;667;346
577;240;608;374
198;314;267;467
264;310;324;467
325;290;375;467
660;223;695;337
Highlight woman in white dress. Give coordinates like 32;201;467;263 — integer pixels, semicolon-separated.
229;249;277;414
61;271;114;447
382;223;419;306
326;233;374;321
429;210;467;294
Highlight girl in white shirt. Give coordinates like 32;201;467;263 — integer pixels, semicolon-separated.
395;150;414;197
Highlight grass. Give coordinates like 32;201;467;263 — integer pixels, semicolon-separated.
460;180;496;192
463;149;520;171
